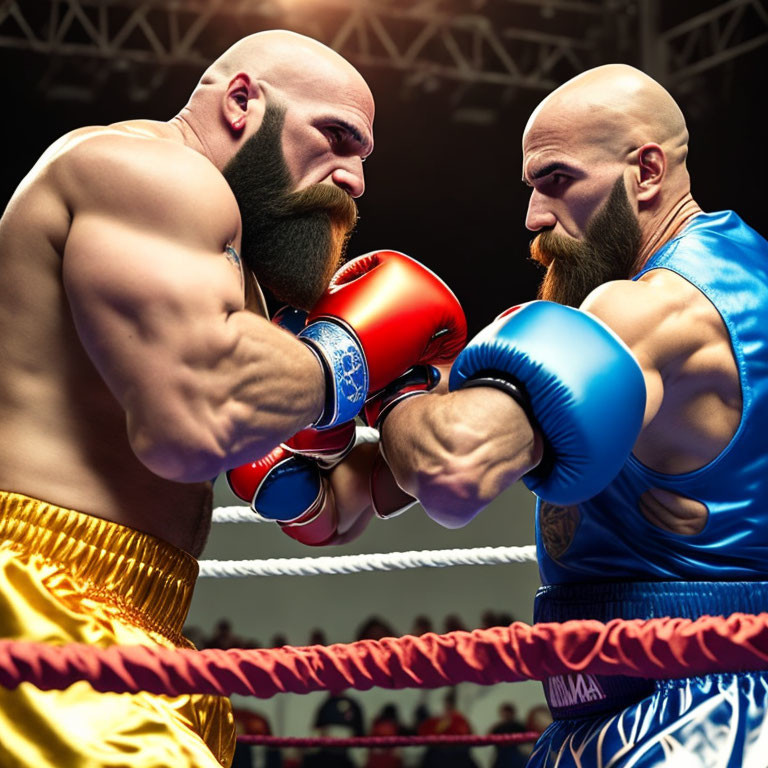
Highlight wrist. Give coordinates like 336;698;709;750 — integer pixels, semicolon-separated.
299;340;328;428
298;320;369;429
364;365;440;430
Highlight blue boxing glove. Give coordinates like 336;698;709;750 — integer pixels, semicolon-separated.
226;444;323;523
271;305;309;335
226;444;339;545
449;301;646;505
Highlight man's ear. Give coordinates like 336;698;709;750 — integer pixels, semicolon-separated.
634;143;666;203
222;72;264;134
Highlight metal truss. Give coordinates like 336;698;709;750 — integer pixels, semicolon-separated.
0;0;605;103
0;0;764;106
655;0;768;86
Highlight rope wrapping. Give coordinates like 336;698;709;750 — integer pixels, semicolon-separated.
213;506;263;523
198;546;538;578
2;613;768;699
237;733;540;747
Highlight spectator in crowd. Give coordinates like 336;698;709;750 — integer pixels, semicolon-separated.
526;704;554;736
366;703;407;768
480;610;499;629
411;615;434;636
205;618;261;650
304;692;365;768
479;610;515;629
231;708;281;768
308;628;327;645
488;703;528;768
412;700;431;735
417;689;478;768
183;624;208;650
207;618;241;649
356;615;397;641
443;614;468;634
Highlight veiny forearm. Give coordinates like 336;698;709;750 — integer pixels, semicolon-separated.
128;310;325;481
381;387;542;527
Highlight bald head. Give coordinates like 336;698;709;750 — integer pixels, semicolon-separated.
199;30;372;113
179;29;374;195
522;64;700;302
171;31;374;307
525;63;688;170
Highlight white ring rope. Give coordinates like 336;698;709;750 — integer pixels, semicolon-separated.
198;545;538;578
213;506;266;523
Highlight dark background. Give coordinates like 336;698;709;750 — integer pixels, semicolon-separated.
1;0;765;337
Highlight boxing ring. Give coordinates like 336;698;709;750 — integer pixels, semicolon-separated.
2;503;768;755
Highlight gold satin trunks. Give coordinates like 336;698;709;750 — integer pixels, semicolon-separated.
0;490;235;767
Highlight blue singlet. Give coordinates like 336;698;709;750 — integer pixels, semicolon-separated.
528;211;768;766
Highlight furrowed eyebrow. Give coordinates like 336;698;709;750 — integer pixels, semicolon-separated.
327;118;373;157
526;162;571;183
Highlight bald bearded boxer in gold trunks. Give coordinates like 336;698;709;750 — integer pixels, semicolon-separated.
0;30;467;767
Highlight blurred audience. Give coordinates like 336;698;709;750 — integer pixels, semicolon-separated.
231;707;281;768
480;611;516;629
488;703;528;768
356;615;397;641
183;624;207;650
304;692;365;768
365;703;408;768
417;688;478;768
308;628;327;646
411;615;434;636
207;618;241;649
443;614;468;634
187;610;548;767
200;618;262;650
525;703;553;735
194;608;518;650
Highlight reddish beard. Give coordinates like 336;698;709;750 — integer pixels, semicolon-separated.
530;177;643;307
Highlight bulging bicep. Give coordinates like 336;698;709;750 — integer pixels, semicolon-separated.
62;202;244;411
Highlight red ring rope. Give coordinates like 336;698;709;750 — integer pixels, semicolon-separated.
237;733;540;747
1;613;767;698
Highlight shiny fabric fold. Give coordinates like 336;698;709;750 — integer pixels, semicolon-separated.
0;490;235;768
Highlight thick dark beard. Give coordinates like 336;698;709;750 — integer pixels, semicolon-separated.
530;177;643;307
222;102;359;310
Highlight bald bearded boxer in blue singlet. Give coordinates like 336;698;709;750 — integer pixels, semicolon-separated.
379;64;768;766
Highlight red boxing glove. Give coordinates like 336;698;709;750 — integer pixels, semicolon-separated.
278;492;339;546
307;251;467;395
363;364;441;430
285;421;357;470
370;451;418;519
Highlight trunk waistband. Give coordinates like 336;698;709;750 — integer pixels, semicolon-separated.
535;580;768;719
0;490;198;641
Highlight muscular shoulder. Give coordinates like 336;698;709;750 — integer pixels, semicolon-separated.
55;128;239;248
581;270;715;370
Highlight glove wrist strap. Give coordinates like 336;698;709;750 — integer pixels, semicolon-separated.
459;372;533;422
299;320;368;429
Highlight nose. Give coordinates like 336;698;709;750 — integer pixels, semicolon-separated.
525;189;557;232
331;158;365;198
